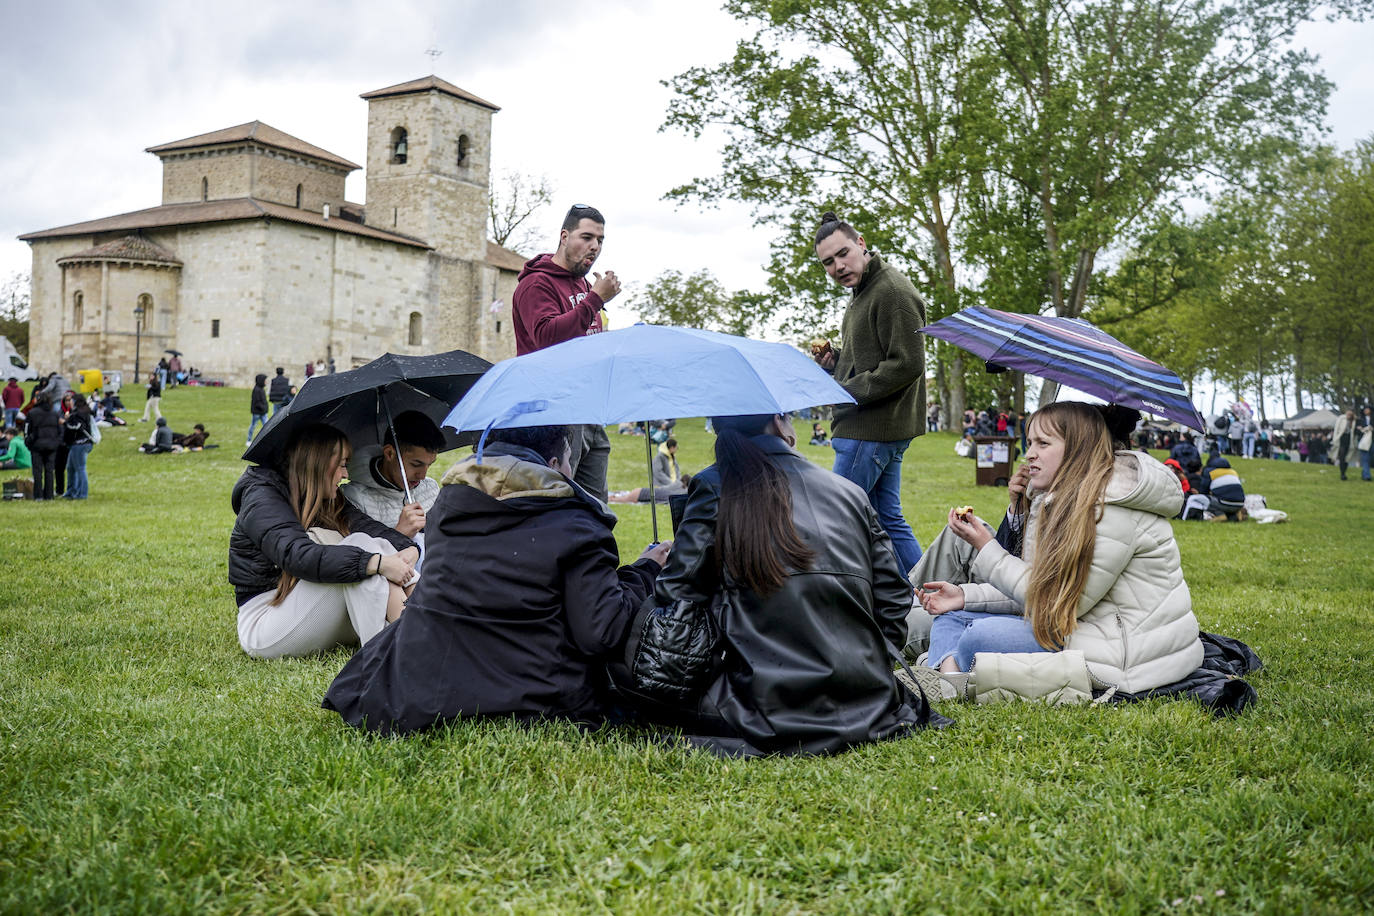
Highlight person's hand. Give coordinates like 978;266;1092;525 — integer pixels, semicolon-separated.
639;541;672;567
917;580;965;615
592;270;621;303
396;502;425;538
947;507;994;551
1007;463;1031;515
817;349;837;371
378;550;416;586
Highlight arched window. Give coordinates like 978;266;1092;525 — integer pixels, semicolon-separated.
408;311;423;346
295;184;303;207
137;293;153;330
390;127;408;164
456;134;470;166
201;177;208;201
73;291;83;328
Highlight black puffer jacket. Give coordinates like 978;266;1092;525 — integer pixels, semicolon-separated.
228;466;415;605
24;403;63;452
647;435;946;757
268;374;291;403
324;443;660;734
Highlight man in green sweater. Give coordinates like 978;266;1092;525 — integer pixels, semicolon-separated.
1;426;31;470
813;212;926;573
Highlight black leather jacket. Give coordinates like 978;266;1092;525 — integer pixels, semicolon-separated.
652;435;926;756
228;465;414;605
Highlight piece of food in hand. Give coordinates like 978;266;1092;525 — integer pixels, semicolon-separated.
809;338;832;356
954;505;974;520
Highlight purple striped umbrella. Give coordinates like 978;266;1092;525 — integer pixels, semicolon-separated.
921;306;1206;431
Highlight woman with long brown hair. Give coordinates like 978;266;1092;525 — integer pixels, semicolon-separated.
642;412;944;757
917;401;1204;694
229;423;419;659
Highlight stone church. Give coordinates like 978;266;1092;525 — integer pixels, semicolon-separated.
20;76;525;387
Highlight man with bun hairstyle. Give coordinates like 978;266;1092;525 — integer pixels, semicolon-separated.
812;211;927;574
511;204;622;502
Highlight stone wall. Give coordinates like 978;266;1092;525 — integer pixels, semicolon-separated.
160;147;348;210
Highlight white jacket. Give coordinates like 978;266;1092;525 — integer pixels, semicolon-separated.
965;451;1204;692
340;445;440;530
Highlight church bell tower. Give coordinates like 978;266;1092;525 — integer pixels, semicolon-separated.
360;76;498;262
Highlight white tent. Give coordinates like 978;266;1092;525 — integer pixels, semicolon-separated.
1280;408;1340;430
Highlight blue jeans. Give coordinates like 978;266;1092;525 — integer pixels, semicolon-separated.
63;442;92;499
831;436;922;573
927;610;1047;672
3;407;19;427
1361;449;1372;481
248;413;267;441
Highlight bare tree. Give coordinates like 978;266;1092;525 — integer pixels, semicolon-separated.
488;170;554;256
0;272;29;357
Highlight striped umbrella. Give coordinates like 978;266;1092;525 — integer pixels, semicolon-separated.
921;306;1206;431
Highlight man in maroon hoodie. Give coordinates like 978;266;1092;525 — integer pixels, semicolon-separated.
511;204;623;502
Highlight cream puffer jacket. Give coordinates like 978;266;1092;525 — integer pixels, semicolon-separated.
966;451;1204;692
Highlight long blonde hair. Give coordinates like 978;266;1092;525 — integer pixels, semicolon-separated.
271;423;352;605
1025;402;1115;649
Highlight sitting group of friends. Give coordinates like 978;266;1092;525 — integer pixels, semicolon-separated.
139;419;212;453
1161;432;1248;521
228;401;1210;757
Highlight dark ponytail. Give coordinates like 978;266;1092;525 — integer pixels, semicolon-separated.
711;415;815;596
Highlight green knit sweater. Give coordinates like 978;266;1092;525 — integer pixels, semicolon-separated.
830;253;927;442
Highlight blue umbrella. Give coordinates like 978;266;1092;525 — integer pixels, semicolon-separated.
921;306;1206;431
443;324;855;539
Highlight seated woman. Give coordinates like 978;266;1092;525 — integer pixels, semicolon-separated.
628;412;945;757
323;424;669;735
808;422;829;446
608;437;690;503
229;423;418;659
915;401;1202;696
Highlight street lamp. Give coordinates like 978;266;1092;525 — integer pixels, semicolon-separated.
133;303;145;383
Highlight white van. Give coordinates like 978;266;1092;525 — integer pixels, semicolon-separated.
1;336;38;382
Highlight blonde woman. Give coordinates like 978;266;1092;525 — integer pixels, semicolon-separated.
229;423;418;659
917;401;1203;693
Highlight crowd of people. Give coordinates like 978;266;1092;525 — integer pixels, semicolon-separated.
220;207;1280;756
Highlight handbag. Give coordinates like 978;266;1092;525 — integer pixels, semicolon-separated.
625;592;725;704
967;650;1116;706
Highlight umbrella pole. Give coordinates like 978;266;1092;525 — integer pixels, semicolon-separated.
645;431;659;543
380;391;415;504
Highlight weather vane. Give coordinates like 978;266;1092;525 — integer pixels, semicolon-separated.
425;47;442;73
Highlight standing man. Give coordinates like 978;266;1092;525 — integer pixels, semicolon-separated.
2;377;23;428
812;211;926;573
268;367;292;415
511;204;622;502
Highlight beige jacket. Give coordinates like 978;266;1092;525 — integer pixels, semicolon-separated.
966;451;1204;692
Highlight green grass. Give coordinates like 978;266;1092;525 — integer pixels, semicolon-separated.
2;385;1371;913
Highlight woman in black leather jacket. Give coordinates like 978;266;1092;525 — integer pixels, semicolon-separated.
228;423;418;658
640;412;946;757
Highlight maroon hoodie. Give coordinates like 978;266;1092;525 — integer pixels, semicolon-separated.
512;254;605;355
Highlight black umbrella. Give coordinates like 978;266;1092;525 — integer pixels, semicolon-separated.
164;349;184;356
243;350;493;496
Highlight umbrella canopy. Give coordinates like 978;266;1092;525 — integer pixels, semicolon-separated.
443;324;854;433
163;349;184;357
922;306;1206;431
243;349;492;468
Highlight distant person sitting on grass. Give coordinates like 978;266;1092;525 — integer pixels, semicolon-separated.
323;424;668;735
608;437;690;503
339;411;443;541
173;423;212;450
809;423;829;446
229;423;418;660
1198;452;1247;521
139;417;176;453
0;426;31;469
911;401;1204;698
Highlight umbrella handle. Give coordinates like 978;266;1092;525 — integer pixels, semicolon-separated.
645;430;659;543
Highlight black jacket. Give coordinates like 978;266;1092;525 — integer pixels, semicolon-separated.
250;384;269;415
24;404;63;452
268;374;291;403
323;444;660;734
62;410;93;446
649;435;941;757
228;465;415;605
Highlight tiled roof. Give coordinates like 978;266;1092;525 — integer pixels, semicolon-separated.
145;121;361;171
20;198;430;249
486;241;527;272
360;76;500;111
57;235;182;266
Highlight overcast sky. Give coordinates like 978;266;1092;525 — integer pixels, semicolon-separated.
2;0;1370;381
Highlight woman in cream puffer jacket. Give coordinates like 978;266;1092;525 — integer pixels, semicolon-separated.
919;402;1204;693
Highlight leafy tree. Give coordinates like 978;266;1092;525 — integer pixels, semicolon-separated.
488;170;554;255
630;269;765;337
664;0;1353;410
0;272;29;358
